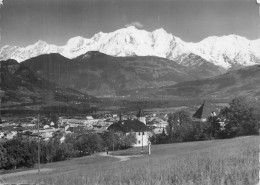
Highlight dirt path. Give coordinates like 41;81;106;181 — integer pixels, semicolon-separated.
98;152;143;162
0;168;53;178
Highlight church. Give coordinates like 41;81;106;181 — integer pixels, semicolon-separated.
107;108;151;147
192;100;219;122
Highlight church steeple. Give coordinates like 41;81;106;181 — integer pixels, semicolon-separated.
137;108;146;124
137;108;144;117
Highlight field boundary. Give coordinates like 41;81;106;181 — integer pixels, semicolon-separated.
0;168;53;178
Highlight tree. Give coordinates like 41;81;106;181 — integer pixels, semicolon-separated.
23;140;37;168
41;139;59;163
166;109;195;142
3;139;37;169
101;131;120;150
118;132;137;149
151;129;168;144
56;143;76;160
221;97;260;137
65;133;79;147
0;143;7;169
87;134;103;154
204;116;222;139
76;134;103;155
166;113;175;142
4;139;24;169
193;121;209;141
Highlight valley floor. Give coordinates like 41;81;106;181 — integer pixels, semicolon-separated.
1;136;259;185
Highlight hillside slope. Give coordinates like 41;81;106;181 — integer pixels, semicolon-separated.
146;64;260;99
3;136;258;185
0;59;98;112
21;52;224;97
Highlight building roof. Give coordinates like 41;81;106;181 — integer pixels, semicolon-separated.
136;108;145;117
108;119;150;133
67;126;93;134
192;100;218;120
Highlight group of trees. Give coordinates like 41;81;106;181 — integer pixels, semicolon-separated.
0;131;136;170
152;97;260;144
219;97;260;137
0;139;37;170
102;131;136;150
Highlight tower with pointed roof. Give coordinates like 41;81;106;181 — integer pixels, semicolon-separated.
137;108;146;125
192;100;218;122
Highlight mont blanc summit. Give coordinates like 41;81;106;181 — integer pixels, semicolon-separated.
1;26;260;69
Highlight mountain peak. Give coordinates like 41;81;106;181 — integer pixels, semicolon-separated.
30;40;48;47
66;36;86;46
92;32;105;41
124;25;139;30
200;34;249;43
1;27;260;69
116;26;146;34
153;28;167;34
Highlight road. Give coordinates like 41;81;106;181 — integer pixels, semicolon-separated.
98;152;143;162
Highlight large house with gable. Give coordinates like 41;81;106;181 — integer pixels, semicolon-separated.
108;108;151;147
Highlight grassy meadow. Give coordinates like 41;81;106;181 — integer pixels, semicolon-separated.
2;136;259;185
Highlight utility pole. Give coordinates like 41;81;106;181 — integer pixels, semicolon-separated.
148;141;151;155
141;131;143;153
125;132;127;149
256;2;260;185
112;129;114;151
37;114;40;176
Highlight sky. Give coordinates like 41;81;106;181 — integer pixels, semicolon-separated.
0;0;259;47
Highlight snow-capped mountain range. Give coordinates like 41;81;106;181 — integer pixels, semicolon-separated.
1;26;260;69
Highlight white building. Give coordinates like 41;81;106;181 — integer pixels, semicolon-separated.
134;131;149;147
135;108;149;147
108;108;151;147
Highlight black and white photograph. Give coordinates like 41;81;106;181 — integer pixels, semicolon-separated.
0;0;260;184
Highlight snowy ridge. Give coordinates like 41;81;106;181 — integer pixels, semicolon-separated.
1;26;260;69
187;35;260;68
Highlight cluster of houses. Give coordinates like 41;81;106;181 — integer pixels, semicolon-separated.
0;100;221;147
0;115;114;141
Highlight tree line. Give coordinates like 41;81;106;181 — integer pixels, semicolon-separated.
151;97;260;144
0;131;136;170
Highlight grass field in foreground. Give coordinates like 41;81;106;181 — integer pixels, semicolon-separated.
2;136;259;185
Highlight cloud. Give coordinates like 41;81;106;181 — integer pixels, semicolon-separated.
125;21;144;28
0;0;3;6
